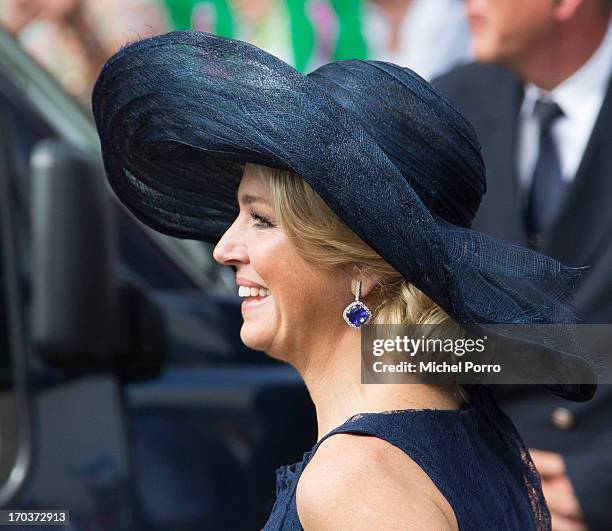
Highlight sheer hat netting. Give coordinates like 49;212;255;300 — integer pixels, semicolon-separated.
92;30;598;402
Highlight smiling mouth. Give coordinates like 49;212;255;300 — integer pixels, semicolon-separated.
238;285;271;298
238;285;271;312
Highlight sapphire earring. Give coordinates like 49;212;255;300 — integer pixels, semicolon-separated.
343;280;372;328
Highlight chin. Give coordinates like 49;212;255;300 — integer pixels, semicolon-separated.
240;326;291;364
240;324;273;352
240;327;265;350
471;37;503;64
473;47;499;64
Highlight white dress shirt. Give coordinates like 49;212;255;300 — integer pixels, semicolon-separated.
517;22;612;193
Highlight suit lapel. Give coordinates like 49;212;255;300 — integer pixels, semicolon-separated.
544;75;612;266
473;75;526;244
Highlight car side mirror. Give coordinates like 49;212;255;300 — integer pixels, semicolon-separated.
30;138;116;365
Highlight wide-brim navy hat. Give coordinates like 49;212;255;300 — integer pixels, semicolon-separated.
92;30;598;401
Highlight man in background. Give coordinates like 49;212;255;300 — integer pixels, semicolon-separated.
433;1;612;529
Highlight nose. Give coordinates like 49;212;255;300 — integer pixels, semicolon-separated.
213;218;248;266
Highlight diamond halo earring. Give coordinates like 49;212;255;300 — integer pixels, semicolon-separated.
343;280;372;328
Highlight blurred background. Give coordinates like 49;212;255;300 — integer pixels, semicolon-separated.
0;0;609;530
0;0;473;104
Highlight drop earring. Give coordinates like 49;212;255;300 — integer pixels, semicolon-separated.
343;280;372;328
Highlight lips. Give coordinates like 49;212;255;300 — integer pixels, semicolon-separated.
236;277;271;314
240;291;271;313
236;275;270;299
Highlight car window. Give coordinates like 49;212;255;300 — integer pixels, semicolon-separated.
0;29;231;293
0;207;8;388
0;83;54;307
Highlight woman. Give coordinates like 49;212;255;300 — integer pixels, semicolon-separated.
91;31;596;530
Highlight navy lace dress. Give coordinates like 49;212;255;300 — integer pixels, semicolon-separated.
262;386;550;530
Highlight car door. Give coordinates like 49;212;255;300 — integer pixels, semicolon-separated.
0;26;316;531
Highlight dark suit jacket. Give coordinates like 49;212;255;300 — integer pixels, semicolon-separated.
433;63;612;530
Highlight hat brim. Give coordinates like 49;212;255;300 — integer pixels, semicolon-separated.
92;31;597;401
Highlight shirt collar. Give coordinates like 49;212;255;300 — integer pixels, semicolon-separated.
521;21;612;120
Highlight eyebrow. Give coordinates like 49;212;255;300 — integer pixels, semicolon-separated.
238;193;271;206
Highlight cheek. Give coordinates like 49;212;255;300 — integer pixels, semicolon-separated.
251;243;337;310
246;231;348;328
248;235;289;283
246;233;310;314
495;2;547;45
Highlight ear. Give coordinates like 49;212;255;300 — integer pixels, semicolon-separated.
551;0;585;21
350;273;383;299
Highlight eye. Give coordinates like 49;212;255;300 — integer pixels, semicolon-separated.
249;209;276;229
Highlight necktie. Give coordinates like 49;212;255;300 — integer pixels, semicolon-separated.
526;99;565;242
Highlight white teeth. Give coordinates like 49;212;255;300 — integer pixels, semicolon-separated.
238;285;271;298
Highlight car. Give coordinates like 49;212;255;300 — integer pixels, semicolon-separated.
0;27;315;531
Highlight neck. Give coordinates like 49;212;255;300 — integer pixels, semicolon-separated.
510;14;609;91
291;325;464;442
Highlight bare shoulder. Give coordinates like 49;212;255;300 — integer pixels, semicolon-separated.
296;432;458;531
